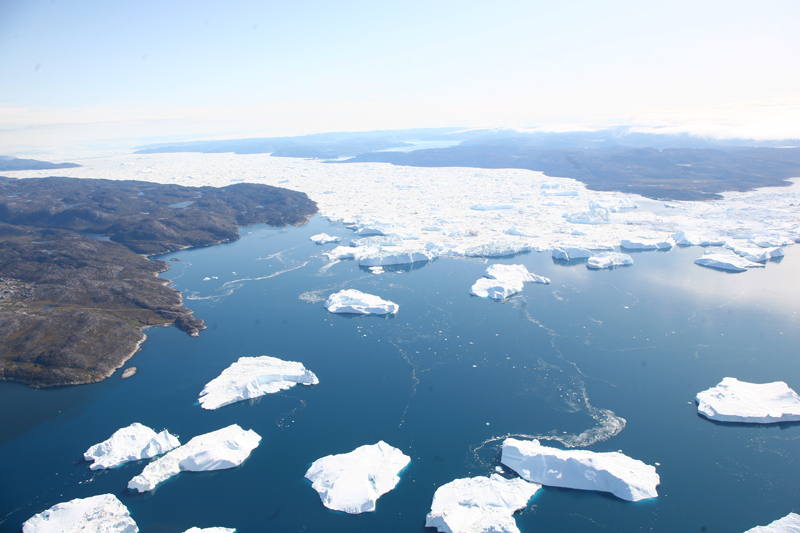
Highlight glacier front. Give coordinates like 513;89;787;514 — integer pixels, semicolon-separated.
304;441;410;514
22;494;138;533
696;378;800;423
84;423;180;470
325;289;399;315
425;474;540;533
127;424;261;492
744;513;800;532
500;438;660;502
198;356;318;410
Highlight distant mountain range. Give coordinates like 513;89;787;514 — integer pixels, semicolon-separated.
0;155;81;171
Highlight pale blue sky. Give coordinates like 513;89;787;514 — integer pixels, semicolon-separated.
1;0;799;152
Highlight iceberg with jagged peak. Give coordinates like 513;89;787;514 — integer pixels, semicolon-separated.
325;289;399;315
587;252;633;269
744;513;800;532
425;474;540;533
694;253;765;272
696;378;800;423
305;441;410;514
501;438;660;501
84;423;180;470
310;233;341;244
22;494;138;533
127;424;261;493
198;356;318;410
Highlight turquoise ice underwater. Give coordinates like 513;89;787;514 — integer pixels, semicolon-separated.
1;215;800;532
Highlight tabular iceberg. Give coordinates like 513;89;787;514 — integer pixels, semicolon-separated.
127;424;261;492
325;289;399;315
696;378;800;423
694;253;765;272
744;513;800;532
484;264;550;285
425;474;540;533
84;423;180;470
500;438;660;501
198;356;319;410
23;494;138;533
304;441;411;514
587;252;634;270
357;248;435;267
310;233;341;244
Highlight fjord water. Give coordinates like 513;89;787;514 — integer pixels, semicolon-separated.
1;217;799;532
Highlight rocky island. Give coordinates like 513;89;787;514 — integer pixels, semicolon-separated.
0;176;317;387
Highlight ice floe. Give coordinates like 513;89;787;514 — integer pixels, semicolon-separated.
500;438;660;501
425;474;540;533
22;494;138;533
696;378;800;423
587;252;634;270
304;441;410;514
471;264;550;300
694;253;765;272
127;424;261;492
325;289;399;315
744;513;800;532
198;356;318;410
84;423;180;470
310;233;341;244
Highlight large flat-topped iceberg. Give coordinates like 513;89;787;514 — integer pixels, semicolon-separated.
357;248;435;267
471;264;550;300
23;494;138;533
587;252;633;270
304;440;410;514
198;356;319;410
310;233;340;244
84;423;180;470
325;289;399;315
127;424;261;492
425;474;540;533
500;438;660;501
745;513;800;532
694;253;765;272
696;378;800;423
484;264;550;285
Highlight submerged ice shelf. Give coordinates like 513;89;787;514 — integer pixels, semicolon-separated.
696;378;800;423
84;423;180;470
23;494;138;533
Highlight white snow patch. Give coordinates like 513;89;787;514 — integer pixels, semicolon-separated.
325;289;399;315
696;378;800;423
22;494;138;533
84;423;180;470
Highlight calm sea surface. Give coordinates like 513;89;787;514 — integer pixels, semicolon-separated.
2;216;799;532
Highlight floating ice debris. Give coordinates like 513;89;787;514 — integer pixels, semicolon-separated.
744;512;800;532
470;277;523;300
694;253;765;272
696;378;800;423
22;494;138;533
183;529;236;533
84;423;180;470
587;252;634;270
620;238;674;250
127;424;261;492
325;289;399;315
198;356;319;410
304;441;410;514
310;233;341;244
425;474;540;533
672;231;725;247
501;438;660;501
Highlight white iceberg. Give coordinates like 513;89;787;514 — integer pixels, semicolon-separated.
694;253;765;272
620;238;674;251
564;207;610;225
729;246;784;263
484;264;550;285
127;424;261;493
183;529;236;533
750;235;795;248
350;235;403;247
357;249;435;267
672;231;725;247
552;246;592;261
310;233;341;244
745;513;800;532
198;356;319;410
304;441;411;514
325;289;399;315
463;240;535;258
500;438;660;502
323;246;356;260
425;474;540;533
22;494;138;533
84;423;180;470
471;204;514;210
696;378;800;423
470;277;523;300
587;252;634;269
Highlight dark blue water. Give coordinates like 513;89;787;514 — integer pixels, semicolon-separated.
2;216;800;532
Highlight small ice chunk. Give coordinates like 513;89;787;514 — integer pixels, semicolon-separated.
744;512;800;532
501;438;659;502
587;252;633;270
22;494;138;533
694;254;765;272
425;474;540;533
325;289;399;315
470;278;523;300
198;356;319;410
127;424;261;493
84;423;180;470
310;233;341;244
696;378;800;423
305;441;410;514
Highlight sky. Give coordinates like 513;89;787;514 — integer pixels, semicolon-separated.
1;0;799;153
